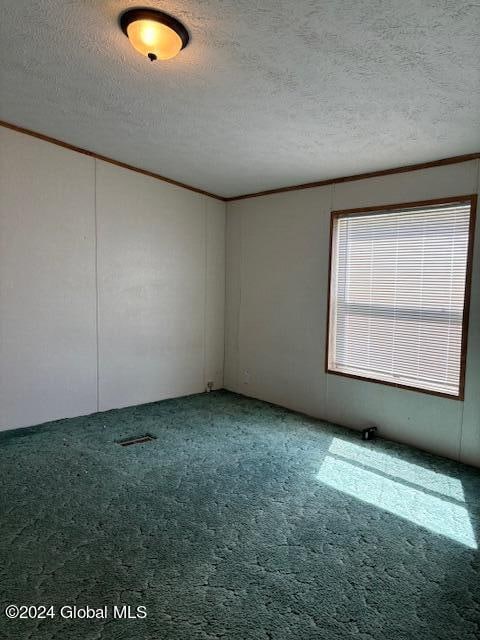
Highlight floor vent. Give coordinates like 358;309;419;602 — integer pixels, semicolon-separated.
116;434;156;447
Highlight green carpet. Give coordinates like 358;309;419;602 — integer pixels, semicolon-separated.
0;390;479;639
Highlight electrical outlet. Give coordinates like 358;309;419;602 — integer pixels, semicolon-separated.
243;370;250;384
206;381;214;392
362;426;378;441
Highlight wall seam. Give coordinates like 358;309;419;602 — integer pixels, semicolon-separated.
94;159;100;412
236;206;244;391
458;158;480;462
222;202;228;388
324;183;335;422
203;197;208;390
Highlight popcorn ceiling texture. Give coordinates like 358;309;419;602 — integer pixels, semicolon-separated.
0;0;479;197
0;391;479;639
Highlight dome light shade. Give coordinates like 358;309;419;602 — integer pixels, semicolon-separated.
120;8;189;61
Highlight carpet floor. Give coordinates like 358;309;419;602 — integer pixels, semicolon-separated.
0;390;479;640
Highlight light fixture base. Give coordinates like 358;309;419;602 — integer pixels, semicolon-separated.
119;8;190;60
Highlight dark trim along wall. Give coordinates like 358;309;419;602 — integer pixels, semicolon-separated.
0;120;223;201
1;120;479;202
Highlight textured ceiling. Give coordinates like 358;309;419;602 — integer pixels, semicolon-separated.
1;1;479;198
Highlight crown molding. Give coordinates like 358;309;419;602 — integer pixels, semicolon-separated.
2;120;478;204
226;153;480;202
0;120;226;202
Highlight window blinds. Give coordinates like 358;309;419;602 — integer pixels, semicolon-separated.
327;199;474;397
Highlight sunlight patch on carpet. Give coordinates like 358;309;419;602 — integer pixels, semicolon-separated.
317;438;476;549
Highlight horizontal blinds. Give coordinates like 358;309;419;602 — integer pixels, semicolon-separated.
328;201;472;396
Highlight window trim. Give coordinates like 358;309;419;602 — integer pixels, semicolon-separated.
325;194;477;400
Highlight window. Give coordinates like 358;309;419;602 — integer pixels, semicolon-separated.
326;196;476;399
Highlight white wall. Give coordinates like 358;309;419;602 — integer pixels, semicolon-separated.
0;129;98;429
2;123;479;468
225;160;480;467
0;127;225;429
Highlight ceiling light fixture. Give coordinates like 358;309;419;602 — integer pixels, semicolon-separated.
120;8;189;61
